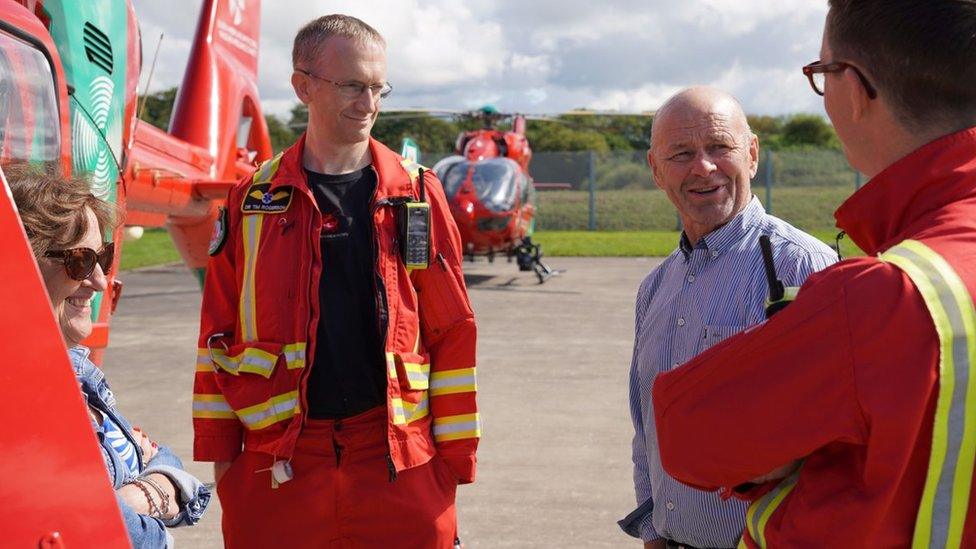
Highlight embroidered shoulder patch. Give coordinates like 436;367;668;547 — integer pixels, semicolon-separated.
209;207;229;256
241;183;293;213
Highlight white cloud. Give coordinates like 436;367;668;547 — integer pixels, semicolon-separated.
131;0;832;118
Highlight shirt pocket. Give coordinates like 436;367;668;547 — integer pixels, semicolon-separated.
697;324;747;355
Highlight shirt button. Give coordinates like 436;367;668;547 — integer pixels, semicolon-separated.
666;501;675;510
677;317;686;327
687;274;696;283
711;251;718;258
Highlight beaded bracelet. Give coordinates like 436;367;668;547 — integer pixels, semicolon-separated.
140;476;171;518
130;479;162;518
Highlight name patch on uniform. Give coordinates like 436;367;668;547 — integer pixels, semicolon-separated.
209;207;228;256
242;183;293;213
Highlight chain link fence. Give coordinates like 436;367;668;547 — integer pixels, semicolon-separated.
421;148;862;233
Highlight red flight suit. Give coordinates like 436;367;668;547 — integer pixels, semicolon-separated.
653;127;976;547
193;135;478;548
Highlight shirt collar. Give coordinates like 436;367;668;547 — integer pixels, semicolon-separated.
678;196;762;260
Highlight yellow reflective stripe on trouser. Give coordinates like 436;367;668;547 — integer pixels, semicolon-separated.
433;413;480;442
237;391;300;430
192;393;236;419
430;367;477;396
881;240;976;549
240;214;262;342
282;342;307;369
744;470;800;548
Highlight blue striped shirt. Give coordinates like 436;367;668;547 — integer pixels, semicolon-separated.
628;197;837;547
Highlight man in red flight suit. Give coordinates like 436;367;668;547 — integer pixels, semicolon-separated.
192;14;478;548
653;1;976;547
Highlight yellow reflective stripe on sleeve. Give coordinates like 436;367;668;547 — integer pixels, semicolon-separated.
430;367;477;396
744;471;799;548
237;390;300;431
192;393;236;419
881;240;976;549
282;342;307;369
240;214;262;342
433;413;480;442
403;360;430;390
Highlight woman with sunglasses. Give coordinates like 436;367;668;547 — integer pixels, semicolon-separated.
7;163;210;548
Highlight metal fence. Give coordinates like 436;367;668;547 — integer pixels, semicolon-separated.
421;149;862;234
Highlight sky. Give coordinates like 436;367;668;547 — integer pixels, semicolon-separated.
130;0;831;119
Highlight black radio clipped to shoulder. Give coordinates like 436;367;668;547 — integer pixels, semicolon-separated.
398;168;431;271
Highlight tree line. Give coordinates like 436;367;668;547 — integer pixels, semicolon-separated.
139;87;841;155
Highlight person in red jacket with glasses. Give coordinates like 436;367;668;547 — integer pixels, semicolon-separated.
193;14;478;549
653;1;976;547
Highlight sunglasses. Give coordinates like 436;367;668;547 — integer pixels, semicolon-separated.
44;241;115;281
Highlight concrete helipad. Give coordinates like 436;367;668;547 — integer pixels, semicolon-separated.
101;255;664;548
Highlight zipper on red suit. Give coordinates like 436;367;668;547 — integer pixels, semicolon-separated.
370;166;414;483
295;185;323;472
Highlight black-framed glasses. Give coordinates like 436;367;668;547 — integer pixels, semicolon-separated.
802;60;877;99
44;241;114;281
296;69;393;99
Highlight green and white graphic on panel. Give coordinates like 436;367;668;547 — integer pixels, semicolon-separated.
42;0;128;321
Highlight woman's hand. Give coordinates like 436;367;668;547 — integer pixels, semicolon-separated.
132;426;158;462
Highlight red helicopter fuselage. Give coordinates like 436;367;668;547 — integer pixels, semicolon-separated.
434;115;538;257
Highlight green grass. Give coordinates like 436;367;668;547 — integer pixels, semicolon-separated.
536;186;857;233
535;230;864;258
119;229;181;271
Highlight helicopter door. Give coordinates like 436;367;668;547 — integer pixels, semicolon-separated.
0;29;61;164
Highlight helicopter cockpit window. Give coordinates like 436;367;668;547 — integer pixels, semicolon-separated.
434;155;467;197
435;157;520;212
0;31;61;165
471;158;519;212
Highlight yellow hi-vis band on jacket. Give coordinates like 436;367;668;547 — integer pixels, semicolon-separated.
240;214;262;342
433;413;481;442
881;240;976;549
430;367;477;396
741;470;800;548
195;343;306;376
236;390;301;431
400;158;425;182
387;352;431;425
192;393;236;419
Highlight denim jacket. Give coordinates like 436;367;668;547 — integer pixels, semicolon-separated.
71;346;211;548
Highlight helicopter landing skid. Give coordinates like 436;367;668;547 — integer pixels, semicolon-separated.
514;239;554;284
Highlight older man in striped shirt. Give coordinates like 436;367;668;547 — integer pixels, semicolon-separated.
621;87;837;549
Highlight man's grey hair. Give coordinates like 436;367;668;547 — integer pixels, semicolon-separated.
292;14;385;70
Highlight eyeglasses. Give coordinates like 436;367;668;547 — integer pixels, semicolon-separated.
44;241;115;281
296;69;393;99
802;60;877;99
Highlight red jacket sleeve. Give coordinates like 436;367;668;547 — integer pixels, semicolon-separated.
411;171;479;483
652;261;871;490
192;190;245;462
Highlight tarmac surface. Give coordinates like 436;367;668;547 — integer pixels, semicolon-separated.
102;255;665;548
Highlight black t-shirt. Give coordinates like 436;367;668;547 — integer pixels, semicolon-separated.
304;166;386;419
